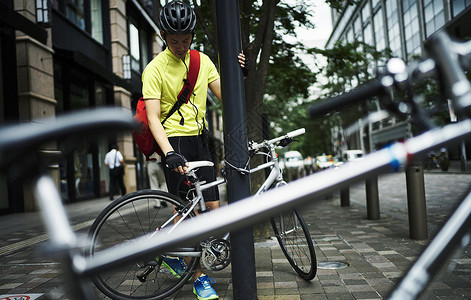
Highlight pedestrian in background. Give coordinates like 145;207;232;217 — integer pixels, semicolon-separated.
104;144;126;200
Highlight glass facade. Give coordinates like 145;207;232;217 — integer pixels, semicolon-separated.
354;16;363;40
386;0;402;57
364;22;374;46
424;0;445;37
452;0;471;17
332;0;471;63
373;8;386;51
403;0;421;56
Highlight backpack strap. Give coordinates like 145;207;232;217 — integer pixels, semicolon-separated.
162;49;201;125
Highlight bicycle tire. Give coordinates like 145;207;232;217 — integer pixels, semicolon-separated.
88;190;200;300
270;208;317;280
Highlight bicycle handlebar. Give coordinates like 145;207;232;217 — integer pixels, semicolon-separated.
248;128;305;151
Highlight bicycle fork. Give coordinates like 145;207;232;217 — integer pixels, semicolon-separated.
278;211;301;236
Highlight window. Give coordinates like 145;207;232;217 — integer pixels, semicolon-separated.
140;30;150;68
129;23;141;72
386;0;402;57
362;4;370;24
91;0;103;43
354;16;363;40
364;22;374;46
361;3;374;48
424;0;445;37
36;0;51;25
53;0;104;44
402;0;421;56
451;0;471;16
373;8;386;51
347;27;354;43
66;0;85;30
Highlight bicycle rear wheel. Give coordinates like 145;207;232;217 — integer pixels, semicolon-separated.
270;208;317;280
88;190;200;300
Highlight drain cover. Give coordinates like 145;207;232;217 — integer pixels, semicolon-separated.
317;261;349;269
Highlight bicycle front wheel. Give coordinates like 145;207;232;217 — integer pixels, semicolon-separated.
88;190;200;300
270;208;317;280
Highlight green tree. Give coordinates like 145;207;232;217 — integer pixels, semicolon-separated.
191;0;316;140
191;0;317;192
306;40;391;154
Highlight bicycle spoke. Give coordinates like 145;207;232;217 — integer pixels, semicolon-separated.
88;190;199;299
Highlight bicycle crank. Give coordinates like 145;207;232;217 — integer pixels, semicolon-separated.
201;238;231;271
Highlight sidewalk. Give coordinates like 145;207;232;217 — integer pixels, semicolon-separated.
1;170;471;299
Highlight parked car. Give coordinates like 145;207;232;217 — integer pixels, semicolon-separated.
315;154;335;170
342;150;365;162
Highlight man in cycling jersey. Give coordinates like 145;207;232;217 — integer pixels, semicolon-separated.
142;1;246;299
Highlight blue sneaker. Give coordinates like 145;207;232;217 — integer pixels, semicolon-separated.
161;256;187;278
193;274;218;300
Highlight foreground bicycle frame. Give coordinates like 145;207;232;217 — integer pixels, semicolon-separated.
9;30;471;299
31;116;471;299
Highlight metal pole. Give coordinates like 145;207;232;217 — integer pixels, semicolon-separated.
405;165;428;240
340;187;350;207
365;176;380;219
215;1;257;299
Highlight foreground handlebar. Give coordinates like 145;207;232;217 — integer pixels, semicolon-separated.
309;78;393;118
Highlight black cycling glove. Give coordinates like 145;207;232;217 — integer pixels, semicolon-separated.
165;151;188;170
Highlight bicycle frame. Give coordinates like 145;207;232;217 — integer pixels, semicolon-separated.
81;118;471;277
165;130;298;239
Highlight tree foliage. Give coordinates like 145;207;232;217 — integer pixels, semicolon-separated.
305;40;392;154
190;0;317;142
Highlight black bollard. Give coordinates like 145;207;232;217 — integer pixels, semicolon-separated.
405;165;428;240
340;187;350;207
365;176;380;220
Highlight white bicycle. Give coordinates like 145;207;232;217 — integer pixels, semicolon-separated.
87;128;317;299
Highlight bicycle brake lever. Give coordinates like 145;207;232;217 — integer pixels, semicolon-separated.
279;137;297;147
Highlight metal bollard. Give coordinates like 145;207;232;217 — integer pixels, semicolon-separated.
340;188;350;207
365;176;380;220
405;165;428;240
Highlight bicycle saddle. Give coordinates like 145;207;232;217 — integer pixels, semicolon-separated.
187;161;214;172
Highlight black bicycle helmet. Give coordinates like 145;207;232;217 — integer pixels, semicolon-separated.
159;1;196;35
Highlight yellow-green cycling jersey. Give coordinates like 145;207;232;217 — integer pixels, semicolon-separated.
142;48;220;137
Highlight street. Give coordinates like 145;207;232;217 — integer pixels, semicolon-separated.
0;167;470;299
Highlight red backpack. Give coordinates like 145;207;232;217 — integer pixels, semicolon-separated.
133;50;201;160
